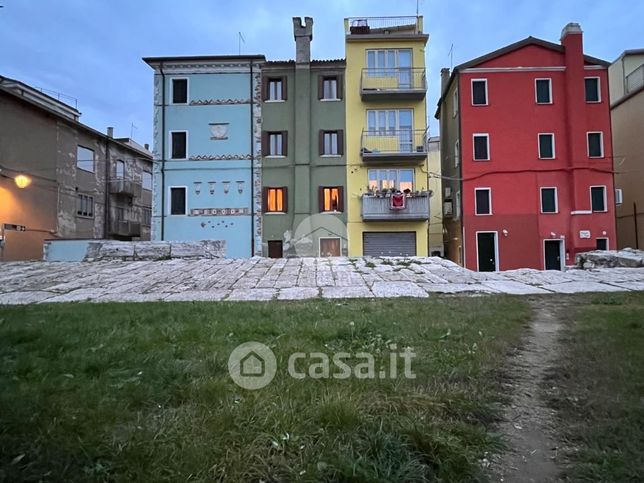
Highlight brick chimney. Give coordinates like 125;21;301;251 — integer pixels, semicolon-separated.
293;17;313;64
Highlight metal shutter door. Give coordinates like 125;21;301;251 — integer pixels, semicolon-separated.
363;232;417;257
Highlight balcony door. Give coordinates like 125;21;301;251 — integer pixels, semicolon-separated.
366;49;412;88
367;109;413;152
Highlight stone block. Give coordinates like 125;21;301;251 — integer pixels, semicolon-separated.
98;241;135;259
134;242;171;260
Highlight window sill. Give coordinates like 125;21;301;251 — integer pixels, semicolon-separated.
264;212;287;215
76;215;94;219
540;211;559;214
538;157;556;160
320;210;343;215
320;98;341;102
265;100;286;103
471;103;488;107
169;158;188;161
265;155;286;159
76;167;95;173
585;100;601;104
474;213;493;216
589;155;605;159
170;102;188;106
473;158;490;162
320;154;341;158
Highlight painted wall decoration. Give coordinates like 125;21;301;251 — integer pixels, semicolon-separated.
191;99;251;105
190;208;250;216
189;154;253;161
209;123;229;140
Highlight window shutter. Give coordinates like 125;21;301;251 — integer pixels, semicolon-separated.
337;129;344;155
337;186;345;212
282;187;288;213
282;76;288;101
262;187;268;213
337;74;343;99
318;187;325;212
261;131;268;156
318;75;324;99
282;131;288;156
319;130;325;155
262;77;268;101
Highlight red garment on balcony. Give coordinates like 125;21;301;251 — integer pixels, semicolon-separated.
390;192;406;210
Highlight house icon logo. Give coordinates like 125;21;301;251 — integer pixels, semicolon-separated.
228;342;276;390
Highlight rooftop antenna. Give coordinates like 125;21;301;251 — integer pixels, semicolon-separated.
448;43;454;70
130;123;138;139
416;0;419;16
238;32;245;55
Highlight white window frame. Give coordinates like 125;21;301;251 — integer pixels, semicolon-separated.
474;187;492;216
321;76;339;101
615;188;623;205
454;139;460;167
596;237;609;250
543;238;565;271
587;131;604;158
584;76;601;103
367;168;415;191
169;130;189;160
318;237;342;257
535;78;552;104
472;133;490;161
452;88;459;118
267;78;285;102
322;131;339;156
475;231;500;272
168;185;188;216
471;78;488;106
170;77;189;105
540;187;559;214
455;190;461;220
142;170;153;191
267;132;285;157
538;133;556;159
590;185;607;213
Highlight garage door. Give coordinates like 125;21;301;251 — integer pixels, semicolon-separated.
363;232;417;257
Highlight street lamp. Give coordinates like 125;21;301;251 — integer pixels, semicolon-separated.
14;174;31;189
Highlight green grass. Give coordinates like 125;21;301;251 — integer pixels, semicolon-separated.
546;292;644;482
0;297;529;482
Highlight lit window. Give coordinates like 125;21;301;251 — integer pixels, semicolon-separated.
265;187;286;213
368;169;414;192
321;187;343;212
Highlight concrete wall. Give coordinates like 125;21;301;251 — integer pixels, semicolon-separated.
609;52;644;102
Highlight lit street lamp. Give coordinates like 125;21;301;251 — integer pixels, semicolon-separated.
14;174;32;189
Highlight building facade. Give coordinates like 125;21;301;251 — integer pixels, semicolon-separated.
609;50;644;249
344;16;431;257
0;76;152;261
437;24;616;271
261;18;347;257
143;56;264;258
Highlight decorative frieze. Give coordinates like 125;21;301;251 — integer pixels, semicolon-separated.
191;99;251;105
190;208;250;216
189;154;253;161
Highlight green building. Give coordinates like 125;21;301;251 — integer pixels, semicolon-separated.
260;17;347;257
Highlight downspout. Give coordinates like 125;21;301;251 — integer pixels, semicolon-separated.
160;62;166;240
249;60;255;256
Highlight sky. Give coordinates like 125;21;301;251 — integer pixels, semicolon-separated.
1;0;642;146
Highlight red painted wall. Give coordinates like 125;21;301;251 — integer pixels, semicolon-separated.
459;33;616;271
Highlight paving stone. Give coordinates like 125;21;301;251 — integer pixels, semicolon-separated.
277;287;320;300
371;282;428;298
481;280;552;295
420;283;497;294
0;291;57;304
164;290;231;301
321;286;373;299
540;281;625;294
228;288;276;301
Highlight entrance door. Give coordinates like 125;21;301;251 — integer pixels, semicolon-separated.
267;240;283;258
544;240;562;270
320;238;341;257
596;238;608;250
476;232;497;272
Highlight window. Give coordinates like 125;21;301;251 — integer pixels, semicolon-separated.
475;188;491;215
453;89;459;117
266;77;286;101
368;168;414;191
76;194;94;218
320;130;343;155
143;207;152;226
585;77;600;102
264;131;287;156
171;78;188;104
454;139;460;167
319;76;340;100
540;187;558;213
615;188;623;205
76;146;95;172
471;79;488;105
535;78;552;104
367;109;413;134
142;171;152;191
114;159;125;179
596;238;608;250
587;132;604;158
170;131;187;159
264;187;287;213
473;134;489;160
455;191;461;220
366;48;412;73
538;133;555;159
591;186;607;212
319;186;344;212
170;187;187;215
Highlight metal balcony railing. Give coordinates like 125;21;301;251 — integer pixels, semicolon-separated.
110;178;142;198
361;68;426;100
626;64;644;94
361;194;430;221
361;129;428;163
345;16;422;36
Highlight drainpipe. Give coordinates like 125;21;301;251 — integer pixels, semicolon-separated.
160;63;166;240
249;60;255;256
104;127;113;238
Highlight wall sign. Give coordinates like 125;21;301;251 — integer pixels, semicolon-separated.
579;230;591;239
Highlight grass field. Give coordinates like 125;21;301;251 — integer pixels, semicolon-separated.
0;297;529;482
546;292;644;482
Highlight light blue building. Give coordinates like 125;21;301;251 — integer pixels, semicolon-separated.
143;55;265;257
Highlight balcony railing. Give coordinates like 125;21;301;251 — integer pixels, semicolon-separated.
345;16;423;36
109;219;141;237
361;68;426;100
110;178;142;198
626;64;644;94
361;193;430;221
361;129;428;163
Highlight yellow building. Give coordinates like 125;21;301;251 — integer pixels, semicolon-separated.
344;16;430;256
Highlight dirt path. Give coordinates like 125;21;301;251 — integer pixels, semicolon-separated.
490;298;566;482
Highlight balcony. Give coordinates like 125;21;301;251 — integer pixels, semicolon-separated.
361;68;426;101
345;16;425;40
361;193;430;221
361;129;428;163
626;64;644;94
110;178;142;198
109;219;141;237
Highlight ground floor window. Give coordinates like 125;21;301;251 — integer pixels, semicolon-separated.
319;237;341;257
76;194;94;218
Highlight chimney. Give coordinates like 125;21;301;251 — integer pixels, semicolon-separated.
560;22;583;62
440;68;451;96
144;143;150;150
293;17;313;64
107;126;114;138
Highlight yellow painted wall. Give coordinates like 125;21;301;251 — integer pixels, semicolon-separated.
345;27;429;256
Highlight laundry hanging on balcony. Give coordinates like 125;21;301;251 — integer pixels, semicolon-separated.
390;192;406;210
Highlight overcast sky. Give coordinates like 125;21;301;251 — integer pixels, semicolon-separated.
1;0;641;146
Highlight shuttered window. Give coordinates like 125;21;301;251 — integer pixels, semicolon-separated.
319;186;344;212
263;187;287;213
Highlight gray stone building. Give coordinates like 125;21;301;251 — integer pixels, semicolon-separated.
0;75;153;261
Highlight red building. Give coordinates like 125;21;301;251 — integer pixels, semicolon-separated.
437;23;616;271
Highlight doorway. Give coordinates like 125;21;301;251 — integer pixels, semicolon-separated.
267;240;283;258
544;240;563;270
596;238;608;250
476;232;498;272
319;237;341;257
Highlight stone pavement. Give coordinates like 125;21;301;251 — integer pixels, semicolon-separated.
1;257;644;305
